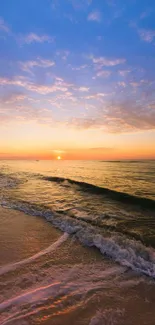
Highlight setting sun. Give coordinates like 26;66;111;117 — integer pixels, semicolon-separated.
57;156;61;160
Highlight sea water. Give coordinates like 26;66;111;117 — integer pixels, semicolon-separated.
0;160;155;324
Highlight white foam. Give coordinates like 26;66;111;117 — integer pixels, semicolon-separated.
0;233;69;276
4;201;155;279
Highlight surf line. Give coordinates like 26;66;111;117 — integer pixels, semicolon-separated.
0;233;69;276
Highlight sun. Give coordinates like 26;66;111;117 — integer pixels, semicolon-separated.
57;156;62;160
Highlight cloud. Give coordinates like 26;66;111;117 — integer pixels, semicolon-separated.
0;92;26;104
20;58;55;73
1;75;154;134
83;93;107;100
69;99;155;133
0;17;10;33
105;101;155;133
96;70;111;78
72;64;88;71
56;50;70;61
140;9;152;20
89;55;126;69
88;11;101;22
0;76;72;95
118;81;126;87
0;102;54;125
70;117;99;129
20;33;54;44
64;13;77;23
119;70;130;77
138;28;155;42
79;87;89;92
130;82;139;88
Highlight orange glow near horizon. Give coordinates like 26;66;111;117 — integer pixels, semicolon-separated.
0;145;155;160
0;123;155;160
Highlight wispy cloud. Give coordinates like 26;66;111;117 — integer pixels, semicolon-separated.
56;50;70;61
88;11;102;22
83;93;107;101
118;81;126;87
79;87;89;92
64;13;77;23
96;70;111;78
70;99;155;133
130;82;139;88
119;70;130;77
20;58;55;73
0;104;54;125
140;9;152;20
20;33;54;44
0;92;26;104
138;28;155;43
0;91;54;125
72;64;88;71
0;17;10;33
0;75;72;95
89;55;126;69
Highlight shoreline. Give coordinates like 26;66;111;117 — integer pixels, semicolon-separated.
0;207;155;325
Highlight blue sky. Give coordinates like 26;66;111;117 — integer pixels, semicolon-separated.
0;0;155;158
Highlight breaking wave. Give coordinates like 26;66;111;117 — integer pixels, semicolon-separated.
2;200;155;279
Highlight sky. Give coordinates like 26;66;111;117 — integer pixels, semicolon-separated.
0;0;155;160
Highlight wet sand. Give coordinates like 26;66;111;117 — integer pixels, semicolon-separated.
0;207;61;266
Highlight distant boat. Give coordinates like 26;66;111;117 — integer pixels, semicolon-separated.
36;160;39;162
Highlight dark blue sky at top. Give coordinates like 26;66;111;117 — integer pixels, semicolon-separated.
1;0;155;61
0;0;155;133
1;3;154;43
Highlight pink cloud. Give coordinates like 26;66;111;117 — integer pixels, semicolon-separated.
89;55;126;69
88;11;101;22
138;28;155;42
20;33;54;44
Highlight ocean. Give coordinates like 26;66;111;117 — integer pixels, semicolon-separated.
0;160;155;325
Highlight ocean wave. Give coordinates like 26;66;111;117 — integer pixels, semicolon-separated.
0;172;21;189
43;176;155;209
3;200;155;279
100;160;154;163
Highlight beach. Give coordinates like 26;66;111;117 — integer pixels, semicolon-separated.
0;160;155;324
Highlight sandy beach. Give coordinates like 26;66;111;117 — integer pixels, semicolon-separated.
1;206;155;325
